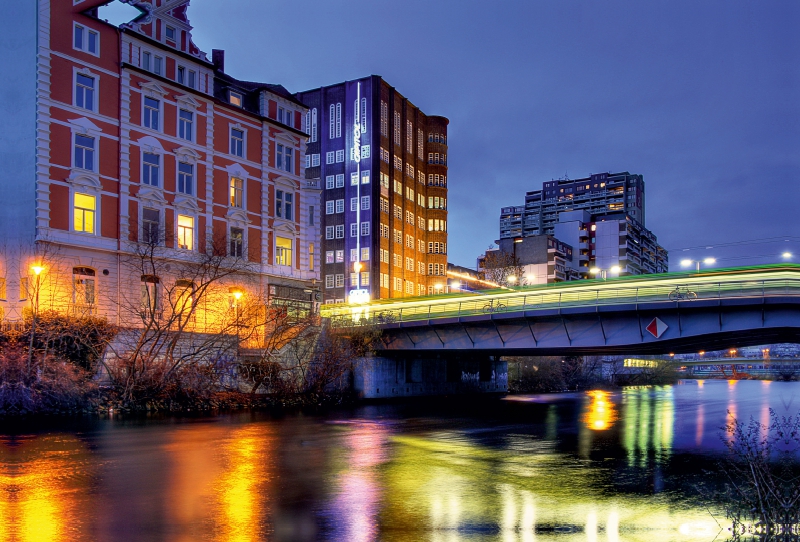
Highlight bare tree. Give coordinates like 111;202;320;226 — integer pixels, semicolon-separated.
479;245;525;287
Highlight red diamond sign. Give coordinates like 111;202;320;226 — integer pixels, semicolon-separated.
646;317;668;338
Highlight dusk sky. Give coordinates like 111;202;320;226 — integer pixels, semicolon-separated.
106;1;800;271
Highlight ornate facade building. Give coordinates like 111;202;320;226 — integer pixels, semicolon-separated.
296;77;449;303
0;0;319;327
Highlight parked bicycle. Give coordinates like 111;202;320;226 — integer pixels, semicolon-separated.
668;286;698;301
482;300;507;313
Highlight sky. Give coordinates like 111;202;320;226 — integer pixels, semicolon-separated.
103;0;800;271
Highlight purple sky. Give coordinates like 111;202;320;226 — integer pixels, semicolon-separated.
105;1;800;271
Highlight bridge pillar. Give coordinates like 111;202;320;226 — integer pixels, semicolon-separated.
354;354;508;399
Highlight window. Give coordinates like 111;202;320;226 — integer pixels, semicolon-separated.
179;110;193;141
350;224;358;237
188;70;196;89
177;162;193;195
230;128;244;157
309;205;315;226
326;151;335;164
406;234;414;248
350;248;358;262
311;108;318;142
336;103;341;138
361;222;370;236
229;91;243;107
311;154;320;167
350;198;358;212
379;223;389;238
142;208;160;245
336;250;344;263
325;275;334;289
230;227;244;257
325;176;335;189
335;225;344;238
142;152;160;186
230;177;243;207
361;248;370;261
177;215;194;250
73;23;98;55
417;128;424;156
75;73;95;111
72;267;96;308
380;198;389;213
325;251;334;264
74;134;94;170
350;273;359;287
380;249;389;263
276;237;292;266
142;51;151;71
73;193;96;234
276;190;293;220
380;273;389;288
140;275;159;317
325;226;334;240
335;174;344;187
325;200;335;214
165;25;176;41
361;196;370;210
309;244;314;271
406;257;414;271
174;279;194;317
351;173;359;186
276;144;293;173
177;66;185;85
143;97;160;130
335;150;344;163
380;101;388;136
394;111;401;146
335;199;344;213
335;274;345;287
406;120;413;153
394;277;402;291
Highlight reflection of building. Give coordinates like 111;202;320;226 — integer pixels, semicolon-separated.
296;78;449;303
496;172;667;279
1;0;318;324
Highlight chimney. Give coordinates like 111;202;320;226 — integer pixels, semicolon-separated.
212;49;225;72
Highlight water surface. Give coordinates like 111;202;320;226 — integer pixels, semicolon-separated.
2;379;798;541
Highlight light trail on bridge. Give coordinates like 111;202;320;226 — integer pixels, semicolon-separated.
322;264;800;326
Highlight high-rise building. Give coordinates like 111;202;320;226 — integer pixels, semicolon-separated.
296;77;449;303
0;0;318;323
497;172;666;278
500;172;645;239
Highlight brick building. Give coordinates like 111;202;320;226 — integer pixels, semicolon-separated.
0;0;318;326
296;77;448;303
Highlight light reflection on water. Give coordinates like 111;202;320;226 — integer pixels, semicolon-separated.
1;380;799;540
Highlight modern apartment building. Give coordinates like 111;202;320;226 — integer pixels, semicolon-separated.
477;236;579;285
0;0;318;324
296;77;449;303
499;172;645;239
497;172;666;278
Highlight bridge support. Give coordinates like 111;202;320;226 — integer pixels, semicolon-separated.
354;354;508;399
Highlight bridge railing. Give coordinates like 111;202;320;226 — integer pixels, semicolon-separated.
324;278;800;327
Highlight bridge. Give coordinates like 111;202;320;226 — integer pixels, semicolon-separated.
321;265;800;397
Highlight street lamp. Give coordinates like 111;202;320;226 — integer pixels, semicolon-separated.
507;275;517;287
782;252;792;259
589;265;621;280
28;264;45;371
680;258;716;272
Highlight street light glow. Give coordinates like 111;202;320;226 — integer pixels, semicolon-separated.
703;258;716;265
783;252;792;258
508;275;517;283
32;265;44;275
590;267;600;274
610;265;621;273
680;259;693;267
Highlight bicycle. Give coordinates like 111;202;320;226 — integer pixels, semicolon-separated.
668;286;698;301
482;300;507;313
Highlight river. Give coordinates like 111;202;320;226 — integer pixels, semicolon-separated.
1;379;799;541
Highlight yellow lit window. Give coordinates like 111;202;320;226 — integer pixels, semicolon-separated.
177;215;194;249
276;237;292;266
230;177;243;207
74;193;96;233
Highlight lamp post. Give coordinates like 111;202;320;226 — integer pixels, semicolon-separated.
680;258;716;272
589;265;621;280
230;287;243;355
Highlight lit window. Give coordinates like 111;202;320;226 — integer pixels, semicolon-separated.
142;152;160;186
178;109;193;141
74;134;95;170
177;162;193;195
230;227;244;257
143;97;160;130
230;177;243;208
229;91;243;107
174;279;194;317
177;215;193;250
142;208;160;244
325;251;334;264
75;73;95;111
73;193;96;234
73;23;98;55
276;237;292;266
230;128;244;156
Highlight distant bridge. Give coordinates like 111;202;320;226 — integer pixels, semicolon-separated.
322;265;800;356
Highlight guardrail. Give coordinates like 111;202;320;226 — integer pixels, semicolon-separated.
323;277;800;327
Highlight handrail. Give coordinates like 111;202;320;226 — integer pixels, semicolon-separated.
323;276;800;327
